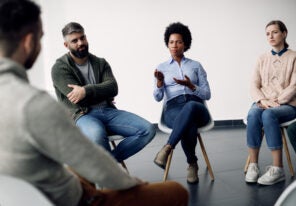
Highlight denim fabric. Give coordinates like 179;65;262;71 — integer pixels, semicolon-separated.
76;107;156;162
247;103;296;150
164;94;210;164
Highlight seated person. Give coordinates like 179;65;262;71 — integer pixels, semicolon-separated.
245;20;296;186
153;22;211;184
51;22;155;162
0;1;188;205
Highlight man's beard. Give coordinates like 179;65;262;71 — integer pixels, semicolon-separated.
70;45;89;58
24;41;40;69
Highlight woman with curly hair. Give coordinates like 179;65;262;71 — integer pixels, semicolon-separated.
153;22;211;184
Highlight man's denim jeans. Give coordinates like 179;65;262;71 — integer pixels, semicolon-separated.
76;107;156;162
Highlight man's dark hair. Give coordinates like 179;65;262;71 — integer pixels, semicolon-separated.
62;22;84;38
164;22;192;52
0;0;41;57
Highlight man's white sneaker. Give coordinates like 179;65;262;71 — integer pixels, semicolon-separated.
245;163;260;183
257;166;285;185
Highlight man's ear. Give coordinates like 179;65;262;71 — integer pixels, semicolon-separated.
64;41;68;48
23;33;34;55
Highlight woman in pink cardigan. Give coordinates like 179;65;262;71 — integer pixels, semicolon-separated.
245;20;296;186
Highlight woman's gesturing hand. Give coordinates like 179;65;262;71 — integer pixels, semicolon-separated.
154;69;164;88
173;75;196;91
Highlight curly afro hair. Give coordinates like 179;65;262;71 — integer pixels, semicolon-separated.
164;22;192;52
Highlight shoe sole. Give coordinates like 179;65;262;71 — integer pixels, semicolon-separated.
153;159;165;170
257;176;285;185
187;178;199;184
245;177;258;183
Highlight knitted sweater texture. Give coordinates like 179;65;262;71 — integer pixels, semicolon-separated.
251;49;296;106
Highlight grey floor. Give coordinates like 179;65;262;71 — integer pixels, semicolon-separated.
124;126;296;206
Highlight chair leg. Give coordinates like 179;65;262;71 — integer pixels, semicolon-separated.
282;128;294;177
163;149;174;182
120;161;129;174
111;140;129;174
244;128;294;177
110;140;117;149
244;155;250;173
197;134;215;181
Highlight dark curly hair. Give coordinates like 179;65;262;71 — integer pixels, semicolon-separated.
164;22;192;52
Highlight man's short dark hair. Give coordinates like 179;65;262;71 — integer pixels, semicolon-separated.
0;0;41;57
164;22;192;52
62;22;84;38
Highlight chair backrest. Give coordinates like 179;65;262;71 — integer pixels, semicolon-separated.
275;180;296;206
158;104;172;134
0;175;53;206
198;101;214;133
158;100;214;134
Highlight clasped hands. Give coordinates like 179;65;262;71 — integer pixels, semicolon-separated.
257;98;280;109
154;69;196;90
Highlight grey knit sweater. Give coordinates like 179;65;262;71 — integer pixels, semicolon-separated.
0;58;138;206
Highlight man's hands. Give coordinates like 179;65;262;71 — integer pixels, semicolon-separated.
67;84;86;104
173;75;196;91
257;99;280;109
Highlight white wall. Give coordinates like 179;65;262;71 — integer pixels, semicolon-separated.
29;0;296;123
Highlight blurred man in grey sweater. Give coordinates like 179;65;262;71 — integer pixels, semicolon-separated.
0;0;188;205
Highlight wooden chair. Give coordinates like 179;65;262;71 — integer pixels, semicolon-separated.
244;118;296;177
158;101;215;181
108;135;129;174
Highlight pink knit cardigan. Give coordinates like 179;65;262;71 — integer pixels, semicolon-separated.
251;49;296;106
